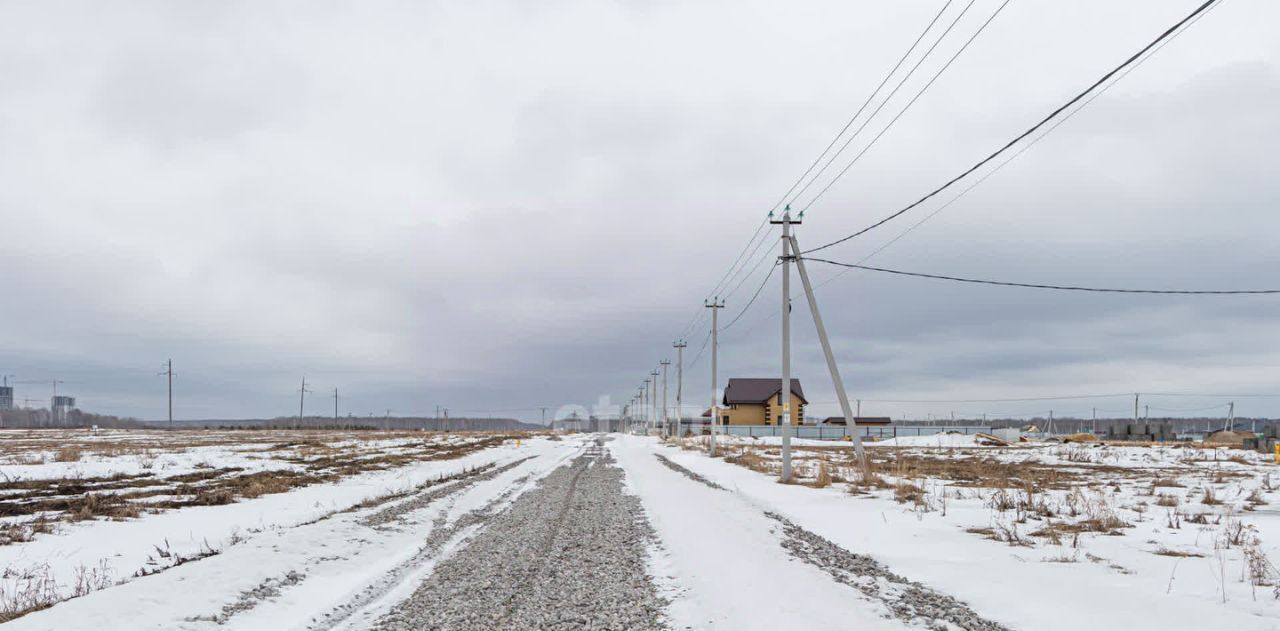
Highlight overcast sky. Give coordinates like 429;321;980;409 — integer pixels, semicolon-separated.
2;0;1278;422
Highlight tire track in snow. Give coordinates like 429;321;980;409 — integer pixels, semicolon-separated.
372;439;667;631
655;452;1013;631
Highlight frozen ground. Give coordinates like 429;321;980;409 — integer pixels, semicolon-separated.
5;430;1280;629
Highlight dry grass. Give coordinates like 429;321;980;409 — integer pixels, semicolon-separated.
1202;487;1223;506
809;461;833;489
0;431;522;544
52;446;82;463
1152;546;1205;558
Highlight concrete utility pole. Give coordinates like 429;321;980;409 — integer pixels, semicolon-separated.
331;388;340;425
706;297;724;456
297;377;311;429
674;340;686;438
644;379;652;433
1092;408;1097;435
1134;393;1140;423
775;209;795;482
650;371;660;434
1144;404;1149;420
787;229;867;466
159;360;174;430
636;387;645;434
660;359;670;437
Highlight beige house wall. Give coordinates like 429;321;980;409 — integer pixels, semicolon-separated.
721;392;806;426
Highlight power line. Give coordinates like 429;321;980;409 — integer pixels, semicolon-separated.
706;216;772;299
834;0;1229;275
1148;404;1230;413
676;1;975;349
720;232;780;301
718;225;779;301
797;0;1012;211
1145;392;1280;399
801;257;1280;294
781;0;961;208
802;0;1221;255
722;262;780;331
813;392;1135;404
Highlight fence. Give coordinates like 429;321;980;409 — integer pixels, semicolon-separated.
675;422;993;441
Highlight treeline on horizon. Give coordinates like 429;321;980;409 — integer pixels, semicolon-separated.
149;416;541;431
0;408;147;429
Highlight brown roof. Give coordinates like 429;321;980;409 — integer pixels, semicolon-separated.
723;378;806;405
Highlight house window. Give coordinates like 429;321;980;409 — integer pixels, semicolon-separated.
721;415;729;425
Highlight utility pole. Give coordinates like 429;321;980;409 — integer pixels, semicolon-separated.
660;359;670;438
787;226;866;466
1144;404;1149;420
159;359;174;430
541;407;549;427
706;297;724;456
1230;401;1238;433
636;387;644;434
1048;410;1054;435
297;377;311;429
1134;393;1140;423
49;379;65;427
384;409;391;431
642;379;650;433
331;388;340;426
1092;407;1097;435
774;209;795;483
674;340;686;438
650;370;660;434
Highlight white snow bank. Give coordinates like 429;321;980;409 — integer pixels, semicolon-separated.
868;433;983;447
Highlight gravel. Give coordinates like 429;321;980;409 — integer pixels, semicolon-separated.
653;453;725;490
308;458;537;630
362;457;534;528
371;439;668;631
767;512;1013;631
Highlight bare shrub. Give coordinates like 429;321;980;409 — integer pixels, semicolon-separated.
53;447;82;463
810;461;832;489
1152;546;1204;558
1202;487;1222;506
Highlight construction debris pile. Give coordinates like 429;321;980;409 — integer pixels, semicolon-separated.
1107;422;1174;442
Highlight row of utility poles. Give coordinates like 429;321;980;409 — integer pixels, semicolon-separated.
629;208;866;482
152;363;454;430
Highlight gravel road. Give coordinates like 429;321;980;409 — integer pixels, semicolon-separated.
372;439;668;631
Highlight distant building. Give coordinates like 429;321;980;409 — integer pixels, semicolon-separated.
0;386;12;410
823;416;891;426
51;396;76;422
705;378;807;426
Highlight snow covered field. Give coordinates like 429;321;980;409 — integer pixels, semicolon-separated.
6;430;1280;630
655;433;1280;630
0;429;542;625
